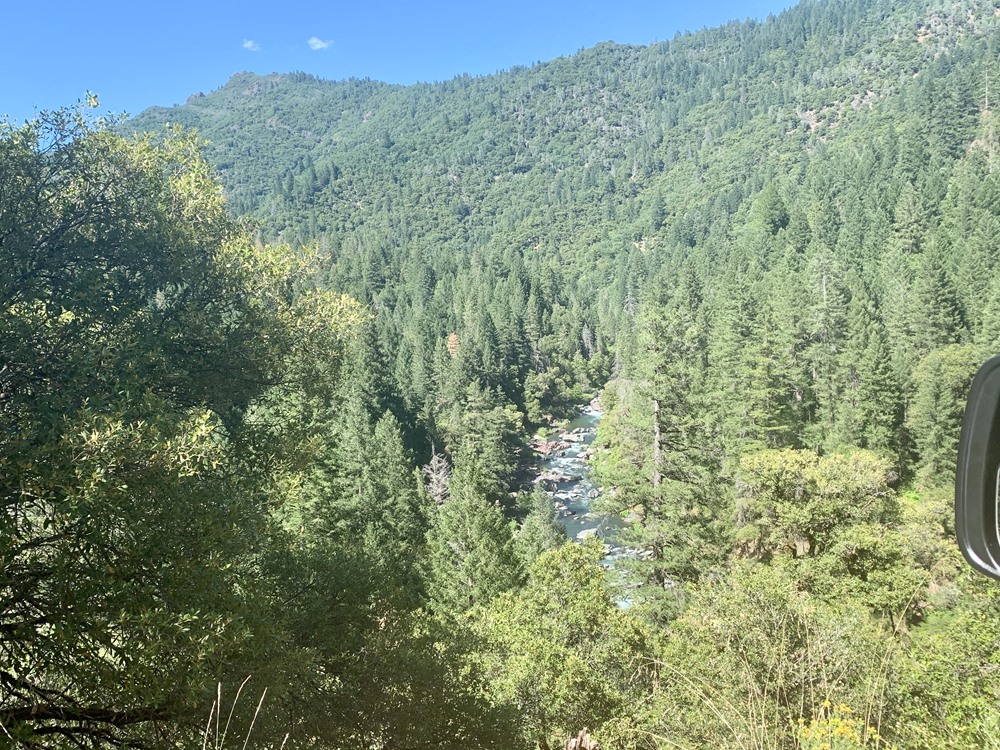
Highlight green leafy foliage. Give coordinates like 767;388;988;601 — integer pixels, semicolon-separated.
11;0;1000;745
0;105;368;745
422;473;523;621
628;563;897;750
467;543;652;749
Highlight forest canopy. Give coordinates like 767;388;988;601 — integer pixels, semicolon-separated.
6;0;1000;747
0;104;373;746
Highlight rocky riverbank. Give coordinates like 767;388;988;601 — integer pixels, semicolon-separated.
526;397;630;562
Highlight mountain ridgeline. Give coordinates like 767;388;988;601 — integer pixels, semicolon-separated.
129;0;1000;477
5;0;1000;747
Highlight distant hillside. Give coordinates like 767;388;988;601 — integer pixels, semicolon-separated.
127;0;1000;475
128;0;994;247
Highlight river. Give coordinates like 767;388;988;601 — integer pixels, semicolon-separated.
529;401;631;566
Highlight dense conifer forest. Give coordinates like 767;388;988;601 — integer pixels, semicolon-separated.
6;0;1000;746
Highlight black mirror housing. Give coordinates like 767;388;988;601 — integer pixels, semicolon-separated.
956;354;1000;580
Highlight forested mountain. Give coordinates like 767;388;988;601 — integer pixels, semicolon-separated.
127;0;1000;472
6;0;1000;747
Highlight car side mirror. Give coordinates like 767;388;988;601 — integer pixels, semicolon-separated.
956;354;1000;580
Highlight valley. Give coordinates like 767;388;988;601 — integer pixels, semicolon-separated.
5;0;1000;747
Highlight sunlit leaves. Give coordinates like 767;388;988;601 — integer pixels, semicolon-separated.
0;104;364;746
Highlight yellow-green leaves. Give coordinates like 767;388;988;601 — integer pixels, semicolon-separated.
468;543;652;749
0;104;366;747
735;448;896;560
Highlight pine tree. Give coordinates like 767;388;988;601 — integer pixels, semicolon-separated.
338;319;405;424
834;274;902;458
891;181;928;256
444;381;523;503
596;266;725;619
911;243;966;359
805;246;849;449
422;446;452;507
514;488;567;568
710;258;800;456
423;474;523;621
906;343;981;486
880;241;920;380
372;411;426;551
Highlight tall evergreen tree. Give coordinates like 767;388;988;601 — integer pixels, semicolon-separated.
514;488;568;568
423;474;523;621
596;267;725;619
910;244;966;359
906;343;981;485
834;273;902;458
805;246;849;449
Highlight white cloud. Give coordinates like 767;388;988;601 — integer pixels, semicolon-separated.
308;36;331;51
243;39;261;52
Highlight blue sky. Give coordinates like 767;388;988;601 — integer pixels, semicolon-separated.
4;0;794;124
